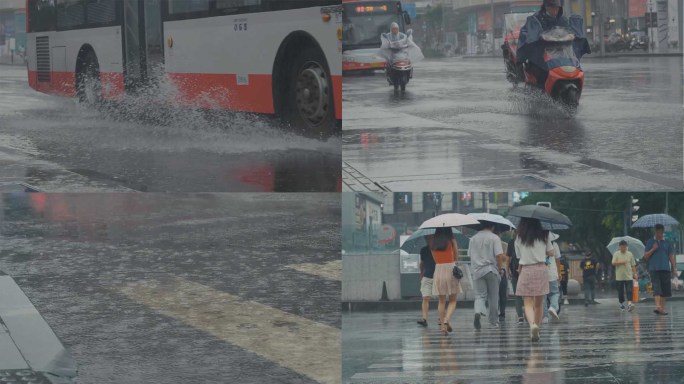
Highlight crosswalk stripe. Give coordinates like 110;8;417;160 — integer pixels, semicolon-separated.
352;354;684;381
117;277;341;384
286;260;342;281
367;353;684;369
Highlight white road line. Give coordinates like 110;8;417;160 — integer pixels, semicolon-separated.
286;260;342;281
117;277;341;384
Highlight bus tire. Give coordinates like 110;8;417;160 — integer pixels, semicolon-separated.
76;50;102;107
284;45;335;139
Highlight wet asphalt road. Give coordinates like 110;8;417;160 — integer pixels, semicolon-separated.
0;66;340;192
0;193;340;383
342;56;683;192
343;299;684;383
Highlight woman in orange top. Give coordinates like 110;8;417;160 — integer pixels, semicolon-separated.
431;227;461;335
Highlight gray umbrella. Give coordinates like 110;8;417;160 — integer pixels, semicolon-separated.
631;213;680;228
506;205;572;230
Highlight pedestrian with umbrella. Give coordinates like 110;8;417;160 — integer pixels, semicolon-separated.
607;237;642;312
507;205;571;342
467;217;508;330
634;214;679;315
417;235;436;327
418;214;480;335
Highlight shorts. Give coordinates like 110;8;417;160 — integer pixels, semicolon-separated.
420;277;435;297
651;270;672;298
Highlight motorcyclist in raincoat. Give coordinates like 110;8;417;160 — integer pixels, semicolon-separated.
388;22;406;42
517;0;589;88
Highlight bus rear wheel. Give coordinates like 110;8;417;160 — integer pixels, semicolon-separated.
285;46;335;139
76;51;102;107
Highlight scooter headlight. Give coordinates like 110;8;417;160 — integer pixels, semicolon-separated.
560;66;576;73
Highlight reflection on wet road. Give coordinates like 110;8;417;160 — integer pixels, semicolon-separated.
343;57;683;191
0;67;340;192
343;300;684;383
0;193;340;383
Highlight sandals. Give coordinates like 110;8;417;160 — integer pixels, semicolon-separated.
440;323;448;335
445;322;452;333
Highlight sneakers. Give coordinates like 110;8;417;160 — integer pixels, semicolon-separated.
530;324;540;342
620;304;626;311
417;319;428;327
584;302;589;307
474;313;482;330
517;317;525;325
564;298;570;305
628;303;635;312
542;317;549;324
548;307;559;320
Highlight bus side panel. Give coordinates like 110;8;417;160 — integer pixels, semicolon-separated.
163;7;341;118
26;27;123;99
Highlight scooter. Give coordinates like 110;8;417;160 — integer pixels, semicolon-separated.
522;27;586;113
381;29;421;95
629;38;648;51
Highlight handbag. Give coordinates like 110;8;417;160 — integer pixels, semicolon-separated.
452;265;463;280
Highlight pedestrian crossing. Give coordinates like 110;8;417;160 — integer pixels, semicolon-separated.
286;260;342;281
116;275;341;384
344;305;684;383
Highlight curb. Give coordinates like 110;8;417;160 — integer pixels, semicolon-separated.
342;295;684;312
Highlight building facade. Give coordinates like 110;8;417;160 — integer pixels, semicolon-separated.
0;0;26;62
404;0;681;54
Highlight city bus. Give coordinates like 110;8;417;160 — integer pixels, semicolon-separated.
342;0;409;73
25;0;341;137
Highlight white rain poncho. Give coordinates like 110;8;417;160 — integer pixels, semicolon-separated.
379;28;424;64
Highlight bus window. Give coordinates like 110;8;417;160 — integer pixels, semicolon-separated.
56;0;85;30
168;0;211;15
28;0;56;32
86;0;117;25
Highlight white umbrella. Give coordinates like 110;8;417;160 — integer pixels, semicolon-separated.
467;213;516;230
419;213;480;229
606;236;645;260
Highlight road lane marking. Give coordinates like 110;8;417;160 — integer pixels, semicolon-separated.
117;277;340;384
286;260;341;281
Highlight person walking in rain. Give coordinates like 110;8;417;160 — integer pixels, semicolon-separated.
543;232;562;323
506;230;525;324
581;251;599;306
468;222;506;330
430;227;460;335
612;240;637;312
514;218;554;342
417;235;437;327
559;255;570;305
644;224;677;315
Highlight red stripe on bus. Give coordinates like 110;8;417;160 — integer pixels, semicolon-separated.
332;75;342;120
166;73;274;114
100;72;125;100
27;70;123;100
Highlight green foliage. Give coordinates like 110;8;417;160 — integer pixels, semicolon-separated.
515;193;684;265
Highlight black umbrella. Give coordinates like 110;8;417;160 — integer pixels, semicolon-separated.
506;205;572;230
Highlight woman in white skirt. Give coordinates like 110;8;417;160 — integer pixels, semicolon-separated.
514;218;554;342
431;227;460;336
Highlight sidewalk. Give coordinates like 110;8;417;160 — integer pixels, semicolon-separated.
0;55;26;66
343;288;684;311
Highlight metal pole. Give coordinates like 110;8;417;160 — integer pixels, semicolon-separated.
490;0;495;57
598;0;606;56
665;192;669;214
